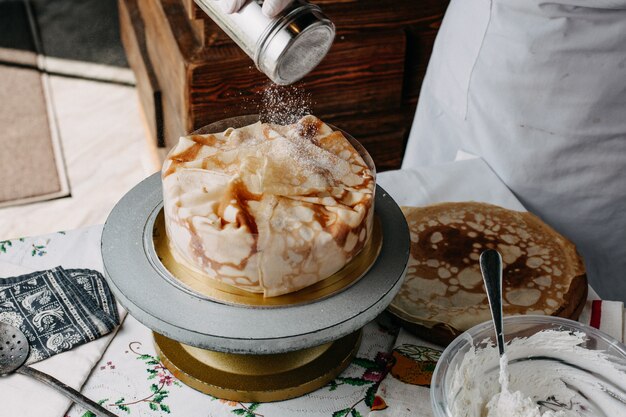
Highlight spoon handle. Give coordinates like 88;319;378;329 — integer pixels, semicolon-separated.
480;249;505;356
17;365;119;417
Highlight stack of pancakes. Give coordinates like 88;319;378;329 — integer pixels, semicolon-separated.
389;202;587;345
161;115;374;297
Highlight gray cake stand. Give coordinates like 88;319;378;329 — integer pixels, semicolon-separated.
101;172;409;355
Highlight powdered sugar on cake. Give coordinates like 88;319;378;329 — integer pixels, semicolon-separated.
161;115;374;297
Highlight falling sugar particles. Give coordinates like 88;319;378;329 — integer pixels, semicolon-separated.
258;83;313;125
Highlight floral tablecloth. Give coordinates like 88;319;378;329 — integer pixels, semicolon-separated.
2;158;621;417
0;225;439;417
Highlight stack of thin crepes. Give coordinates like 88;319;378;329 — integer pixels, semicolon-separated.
389;202;588;345
162;115;375;297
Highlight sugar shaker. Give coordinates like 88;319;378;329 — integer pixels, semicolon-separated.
194;0;335;85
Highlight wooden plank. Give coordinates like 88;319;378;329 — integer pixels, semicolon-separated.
119;0;164;146
179;0;204;43
181;0;205;20
181;8;236;49
141;0;241;147
189;0;448;31
301;29;406;114
140;0;407;148
314;0;358;3
161;81;188;150
321;1;448;104
190;0;358;21
186;0;445;105
187;29;406;129
188;17;206;45
131;0;444;157
319;108;410;138
311;0;448;30
180;0;231;46
138;0;197;146
319;108;412;171
359;129;406;172
199;15;237;47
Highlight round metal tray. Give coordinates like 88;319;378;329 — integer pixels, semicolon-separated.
154;330;362;402
101;172;409;354
152;210;383;308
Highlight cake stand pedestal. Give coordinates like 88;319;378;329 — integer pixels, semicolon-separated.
101;172;409;401
154;330;360;402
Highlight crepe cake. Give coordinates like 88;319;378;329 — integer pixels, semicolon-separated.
161;115;375;297
389;202;587;345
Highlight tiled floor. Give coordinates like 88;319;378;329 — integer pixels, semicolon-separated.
31;0;127;68
0;75;157;239
0;0;158;239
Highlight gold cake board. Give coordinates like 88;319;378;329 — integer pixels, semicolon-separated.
102;172;410;402
154;331;362;402
152;210;379;401
153;210;383;307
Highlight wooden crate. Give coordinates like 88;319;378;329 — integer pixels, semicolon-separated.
120;0;448;171
119;0;164;146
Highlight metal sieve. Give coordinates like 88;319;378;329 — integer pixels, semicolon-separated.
194;0;335;85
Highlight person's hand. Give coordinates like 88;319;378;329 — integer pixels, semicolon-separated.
261;0;292;17
220;0;293;17
219;0;246;14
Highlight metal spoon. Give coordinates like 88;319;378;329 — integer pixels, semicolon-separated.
480;249;505;356
0;321;118;417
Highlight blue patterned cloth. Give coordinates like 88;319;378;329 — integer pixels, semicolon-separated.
0;267;119;363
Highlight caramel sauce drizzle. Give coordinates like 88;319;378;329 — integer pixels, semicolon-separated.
190;134;218;147
296;117;322;141
166;117;375;290
163;142;204;177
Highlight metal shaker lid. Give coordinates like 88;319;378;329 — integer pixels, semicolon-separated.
255;2;335;85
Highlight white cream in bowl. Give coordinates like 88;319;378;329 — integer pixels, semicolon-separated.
448;330;626;417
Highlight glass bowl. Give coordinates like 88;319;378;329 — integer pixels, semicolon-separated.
431;315;626;417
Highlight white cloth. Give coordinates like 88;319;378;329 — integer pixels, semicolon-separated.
374;160;625;417
377;155;524;211
372;157;524;417
0;226;126;417
369;299;625;417
2;160;621;417
404;0;626;301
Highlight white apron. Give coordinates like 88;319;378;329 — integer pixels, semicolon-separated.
404;0;626;300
